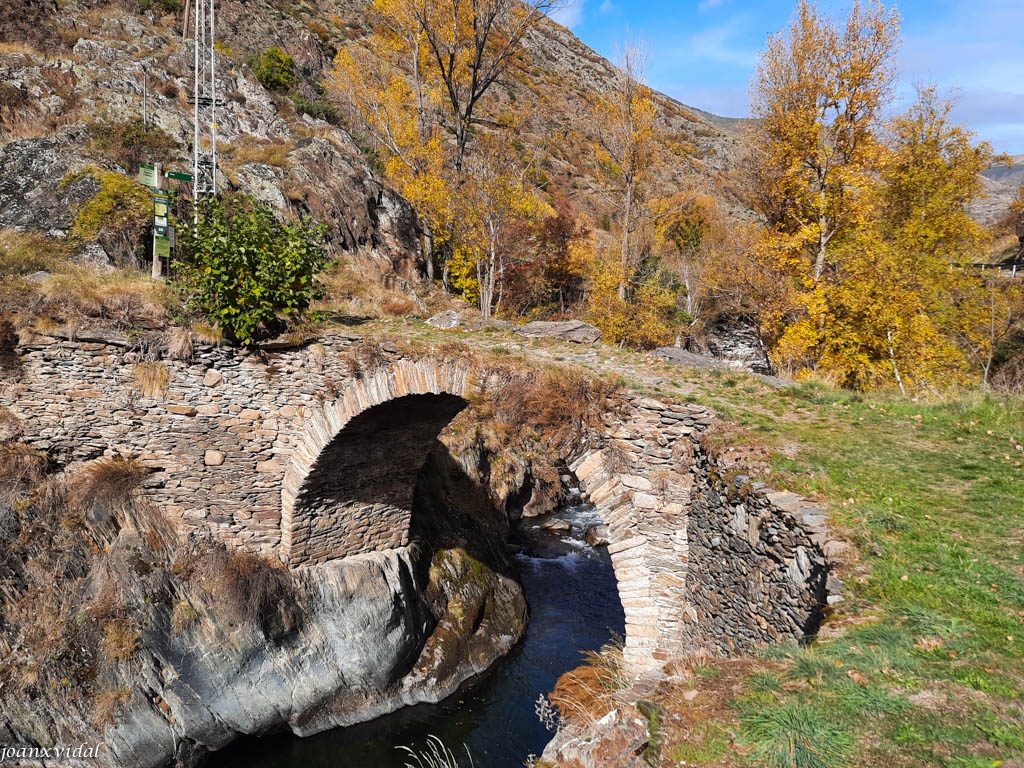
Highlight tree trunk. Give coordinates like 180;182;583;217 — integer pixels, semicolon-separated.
887;329;906;396
619;182;633;300
423;231;434;282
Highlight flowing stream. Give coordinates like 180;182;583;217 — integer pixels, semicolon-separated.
210;503;625;767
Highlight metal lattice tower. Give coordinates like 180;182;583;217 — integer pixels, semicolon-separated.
190;0;218;199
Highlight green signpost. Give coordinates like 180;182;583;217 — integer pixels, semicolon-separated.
153;192;170;236
141;162;192;279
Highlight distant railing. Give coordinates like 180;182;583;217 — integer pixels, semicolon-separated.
949;256;1024;278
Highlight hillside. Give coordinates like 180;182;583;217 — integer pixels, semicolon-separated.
983;154;1024;188
3;3;1024;767
0;0;739;266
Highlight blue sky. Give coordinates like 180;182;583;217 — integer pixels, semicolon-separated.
549;0;1024;154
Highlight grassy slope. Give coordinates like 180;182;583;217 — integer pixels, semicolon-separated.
366;318;1024;767
718;387;1024;768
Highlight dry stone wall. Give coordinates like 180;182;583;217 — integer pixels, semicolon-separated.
569;396;843;670
5;330;371;553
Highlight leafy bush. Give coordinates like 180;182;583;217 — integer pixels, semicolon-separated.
175;195;328;345
249;47;295;92
290;95;339;124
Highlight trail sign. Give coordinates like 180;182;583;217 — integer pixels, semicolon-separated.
166;171;194;182
153;192;170;236
154;235;171;259
139;163;158;188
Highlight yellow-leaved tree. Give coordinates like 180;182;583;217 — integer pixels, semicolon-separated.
750;0;900;287
330;0;559;293
591;42;660;300
452;133;553;320
751;1;1007;392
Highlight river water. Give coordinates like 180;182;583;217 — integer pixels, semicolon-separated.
208;504;624;768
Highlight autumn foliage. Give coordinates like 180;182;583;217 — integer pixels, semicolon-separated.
750;0;1018;392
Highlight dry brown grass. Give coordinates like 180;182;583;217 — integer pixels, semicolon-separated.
100;618;139;662
221;139;294;168
68;456;148;539
0;229;68;275
170;600;200;632
440;361;619;507
488;365;617;451
0;442;50;487
380;295;417;316
314;255;428;320
317;261;369;301
132;361;169;397
172;541;296;632
550;640;628;727
92;686;131;729
0;405;23;443
192;322;224;345
34;268;177;330
164;327;193;360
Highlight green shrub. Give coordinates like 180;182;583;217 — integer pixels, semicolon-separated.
63;167;151;243
86;121;180;172
249;47;295;92
175;195;328;345
290;94;339;124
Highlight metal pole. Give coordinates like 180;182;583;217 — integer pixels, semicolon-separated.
193;0;201;222
142;66;148;129
210;0;217;195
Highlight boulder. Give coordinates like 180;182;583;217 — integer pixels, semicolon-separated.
584;524;610;547
540;518;572;534
426;310;463;330
693;314;774;375
516;320;601;344
540;705;651;768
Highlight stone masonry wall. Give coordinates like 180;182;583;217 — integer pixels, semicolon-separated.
683;465;843;656
4;329;373;554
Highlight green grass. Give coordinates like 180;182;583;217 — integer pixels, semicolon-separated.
367;320;1024;767
710;388;1024;767
668;722;731;764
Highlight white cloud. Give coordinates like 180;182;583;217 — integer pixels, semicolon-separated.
599;0;614;12
897;0;1024;152
687;18;758;68
550;0;585;29
698;0;727;12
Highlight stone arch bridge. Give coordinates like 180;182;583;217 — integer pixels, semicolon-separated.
4;331;842;672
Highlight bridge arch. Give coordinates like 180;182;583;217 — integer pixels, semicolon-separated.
280;361;832;674
280;358;477;565
279;361;699;672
